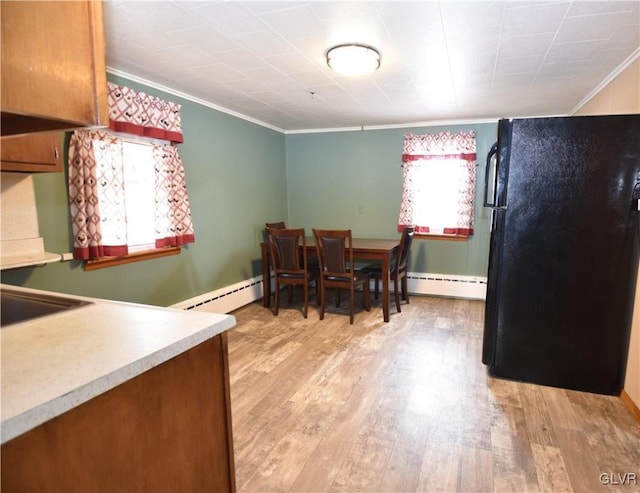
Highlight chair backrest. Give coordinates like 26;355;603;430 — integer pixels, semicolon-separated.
267;227;306;273
313;229;353;277
265;221;286;229
396;226;415;273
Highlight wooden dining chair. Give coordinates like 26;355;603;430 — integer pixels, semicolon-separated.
266;227;314;318
362;226;415;313
313;228;371;324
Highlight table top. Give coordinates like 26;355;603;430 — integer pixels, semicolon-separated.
262;237;400;253
304;236;399;252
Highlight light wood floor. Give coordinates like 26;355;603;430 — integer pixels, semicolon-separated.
227;293;640;493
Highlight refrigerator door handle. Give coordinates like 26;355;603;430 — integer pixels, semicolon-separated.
484;142;499;208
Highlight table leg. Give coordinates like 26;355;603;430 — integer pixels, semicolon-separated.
381;253;390;322
261;243;270;308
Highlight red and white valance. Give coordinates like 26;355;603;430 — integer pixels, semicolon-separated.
107;82;183;143
402;131;477;162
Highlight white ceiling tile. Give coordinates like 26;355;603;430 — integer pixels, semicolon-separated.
154;44;214;68
188;2;267;35
605;24;640;50
193;63;247;83
233;29;297;57
103;1;640;131
537;60;587;78
173;26;242;55
555;12;633;43
496;56;544;75
566;1;638;17
501;3;571;37
545;40;609;63
262;52;319;74
260;5;326;41
498;33;556;59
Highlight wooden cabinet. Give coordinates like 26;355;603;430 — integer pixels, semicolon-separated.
1;333;237;492
0;1;108;136
1;132;64;172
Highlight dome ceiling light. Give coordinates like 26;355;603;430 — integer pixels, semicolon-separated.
326;44;381;76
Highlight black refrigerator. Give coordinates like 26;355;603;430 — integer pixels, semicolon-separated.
482;115;640;395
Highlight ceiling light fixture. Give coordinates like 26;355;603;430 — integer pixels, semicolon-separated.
326;44;381;76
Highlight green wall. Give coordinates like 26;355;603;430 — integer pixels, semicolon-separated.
285;122;496;276
1;75;288;306
1;73;497;306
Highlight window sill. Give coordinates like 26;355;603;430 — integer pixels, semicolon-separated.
415;233;470;242
83;247;181;271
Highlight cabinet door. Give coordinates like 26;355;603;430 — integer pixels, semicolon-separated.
1;334;236;492
1;132;63;172
1;1;108;136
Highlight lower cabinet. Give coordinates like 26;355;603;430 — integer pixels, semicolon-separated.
0;333;236;492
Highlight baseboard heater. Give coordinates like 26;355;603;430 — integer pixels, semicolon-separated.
405;272;486;300
170;275;263;314
171;272;486;314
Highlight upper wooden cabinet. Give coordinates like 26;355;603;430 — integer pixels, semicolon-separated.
0;1;109;136
1;132;64;172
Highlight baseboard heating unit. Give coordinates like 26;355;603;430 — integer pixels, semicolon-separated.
170;275;263;314
405;272;486;300
171;272;486;314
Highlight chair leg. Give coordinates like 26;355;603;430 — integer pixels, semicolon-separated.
374;277;380;300
363;280;371;311
402;276;410;304
349;285;355;324
273;281;280;316
319;283;326;320
303;281;308;319
394;277;401;313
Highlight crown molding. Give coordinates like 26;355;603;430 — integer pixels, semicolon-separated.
106;68;285;134
570;47;640;116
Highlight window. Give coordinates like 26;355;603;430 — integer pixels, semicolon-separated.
68;130;195;269
398;131;477;239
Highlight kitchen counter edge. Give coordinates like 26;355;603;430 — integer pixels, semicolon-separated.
0;284;236;444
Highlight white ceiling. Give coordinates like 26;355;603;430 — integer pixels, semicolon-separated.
103;1;640;133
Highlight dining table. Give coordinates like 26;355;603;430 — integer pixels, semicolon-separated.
261;236;401;323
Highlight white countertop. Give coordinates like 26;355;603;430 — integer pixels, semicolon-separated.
0;285;236;444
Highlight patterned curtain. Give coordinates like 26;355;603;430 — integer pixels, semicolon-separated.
68;131;195;260
68;130;129;259
107;82;183;143
398;131;477;236
153;145;196;247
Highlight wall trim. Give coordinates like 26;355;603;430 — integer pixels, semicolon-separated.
621;390;640;425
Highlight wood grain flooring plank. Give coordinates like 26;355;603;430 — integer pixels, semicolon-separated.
540;386;581;431
490;403;540;493
329;435;395;492
520;383;558;447
554;427;607;493
289;383;378;493
458;445;494;493
417;441;462;492
530;443;573;493
378;411;431;493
